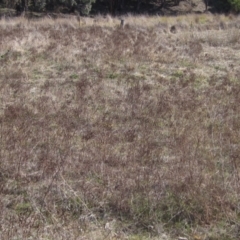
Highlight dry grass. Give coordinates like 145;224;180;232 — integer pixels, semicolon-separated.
0;13;240;240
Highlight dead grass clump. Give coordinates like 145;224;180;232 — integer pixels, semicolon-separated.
188;41;203;58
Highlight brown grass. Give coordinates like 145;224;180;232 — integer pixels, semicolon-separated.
0;14;240;240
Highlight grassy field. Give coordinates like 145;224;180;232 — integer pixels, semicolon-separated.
0;14;240;239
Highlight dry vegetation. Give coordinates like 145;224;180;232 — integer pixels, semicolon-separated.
0;13;240;240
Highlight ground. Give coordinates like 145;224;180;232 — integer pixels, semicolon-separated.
0;12;240;240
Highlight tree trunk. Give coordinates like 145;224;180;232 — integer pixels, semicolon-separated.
159;0;166;9
21;0;28;12
109;0;118;15
119;0;125;11
136;0;142;12
204;0;208;11
174;0;180;6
